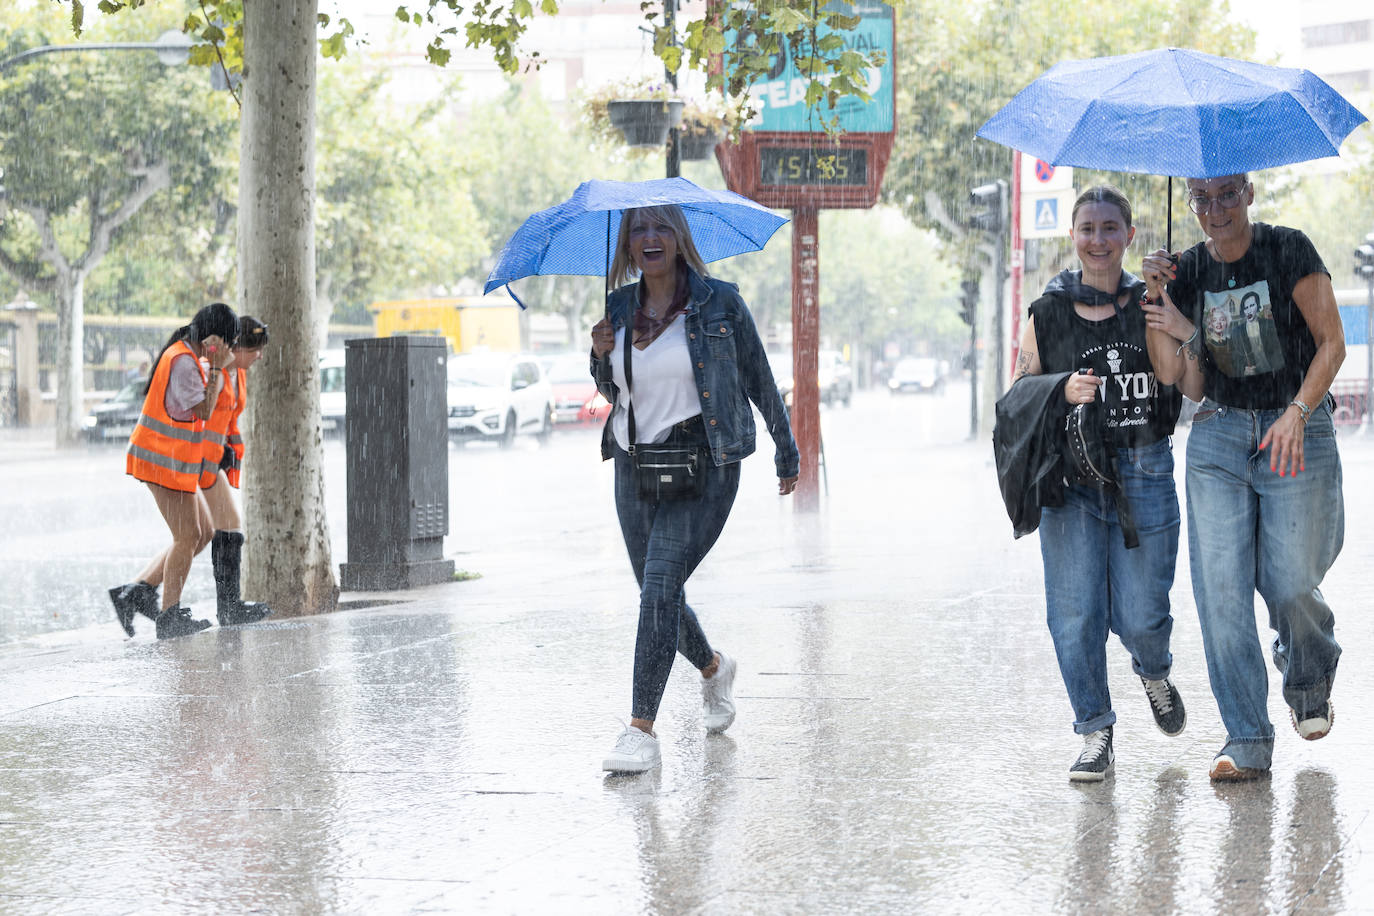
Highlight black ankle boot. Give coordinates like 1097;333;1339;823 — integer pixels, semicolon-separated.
108;582;161;637
211;531;274;626
154;605;211;639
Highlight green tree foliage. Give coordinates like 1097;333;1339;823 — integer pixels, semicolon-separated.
0;8;235;282
458;83;658;341
720;206;958;370
314;59;489;325
818;208;959;359
76;1;883;134
0;2;238;441
886;0;1256;265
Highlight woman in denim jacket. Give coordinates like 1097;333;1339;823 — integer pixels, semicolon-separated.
589;204;799;774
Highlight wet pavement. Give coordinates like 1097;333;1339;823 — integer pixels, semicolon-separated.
2;390;1373;913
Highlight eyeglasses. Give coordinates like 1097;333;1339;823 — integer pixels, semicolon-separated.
1187;184;1248;215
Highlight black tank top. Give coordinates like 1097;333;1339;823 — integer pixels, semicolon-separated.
1030;289;1182;447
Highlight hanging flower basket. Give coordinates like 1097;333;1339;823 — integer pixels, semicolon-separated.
677;126;725;161
607;99;685;148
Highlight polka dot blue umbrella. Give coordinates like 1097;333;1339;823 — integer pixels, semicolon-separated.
976;47;1369;248
483;177;788;308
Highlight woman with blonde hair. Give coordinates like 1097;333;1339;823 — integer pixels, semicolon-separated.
589;204;798;773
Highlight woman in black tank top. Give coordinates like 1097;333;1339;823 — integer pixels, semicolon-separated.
1012;186;1186;783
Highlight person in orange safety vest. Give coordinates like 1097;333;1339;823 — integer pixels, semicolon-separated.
197;315;274;626
108;303;239;639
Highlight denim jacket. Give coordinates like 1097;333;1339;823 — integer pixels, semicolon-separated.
591;267;800;479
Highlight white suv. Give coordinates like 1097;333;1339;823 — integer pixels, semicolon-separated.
446;352;554;447
319;350;346;435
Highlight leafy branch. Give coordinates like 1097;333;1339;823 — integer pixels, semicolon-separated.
70;0;883;138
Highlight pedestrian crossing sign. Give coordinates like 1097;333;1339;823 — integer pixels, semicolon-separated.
1035;198;1058;229
1021;188;1077;239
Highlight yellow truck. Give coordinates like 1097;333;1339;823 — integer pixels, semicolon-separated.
369;295;521;353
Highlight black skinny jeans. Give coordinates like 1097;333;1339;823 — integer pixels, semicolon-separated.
613;416;740;721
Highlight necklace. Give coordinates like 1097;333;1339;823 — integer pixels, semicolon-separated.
1209;241;1239;288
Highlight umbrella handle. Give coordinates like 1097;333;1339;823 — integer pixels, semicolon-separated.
604;210;612;320
1167;176;1173;253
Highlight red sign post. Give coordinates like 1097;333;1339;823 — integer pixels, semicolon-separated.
718;133;893;510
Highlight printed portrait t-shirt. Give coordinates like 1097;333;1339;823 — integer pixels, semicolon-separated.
1167;223;1327;410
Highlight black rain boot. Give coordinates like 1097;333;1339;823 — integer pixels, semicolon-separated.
211;530;274;626
154;604;211;639
108;582;161;637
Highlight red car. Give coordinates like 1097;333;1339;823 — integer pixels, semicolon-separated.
544;353;610;426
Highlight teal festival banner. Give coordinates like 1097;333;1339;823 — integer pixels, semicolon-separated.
735;0;894;134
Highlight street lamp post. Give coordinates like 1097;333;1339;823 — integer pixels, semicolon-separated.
663;1;681;179
0;30;192;74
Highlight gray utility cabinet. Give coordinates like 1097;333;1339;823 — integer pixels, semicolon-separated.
339;336;454;590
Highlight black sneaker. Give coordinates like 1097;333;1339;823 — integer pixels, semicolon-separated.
154;605;211;640
1141;677;1187;736
108;582;159;637
108;584;141;637
1291;700;1334;741
1069;726;1114;783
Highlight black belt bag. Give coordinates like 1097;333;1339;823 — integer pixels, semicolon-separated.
624;327;704;502
631;442;703;501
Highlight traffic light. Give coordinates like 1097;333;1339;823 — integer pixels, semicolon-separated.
959;278;979;325
969;180;1007;234
1356;234;1374;280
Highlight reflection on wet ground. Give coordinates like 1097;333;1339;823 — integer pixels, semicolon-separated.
2;391;1372;911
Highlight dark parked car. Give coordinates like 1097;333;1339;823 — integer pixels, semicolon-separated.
82;377;147;444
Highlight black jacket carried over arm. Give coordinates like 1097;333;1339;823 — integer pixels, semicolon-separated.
992;371;1072;538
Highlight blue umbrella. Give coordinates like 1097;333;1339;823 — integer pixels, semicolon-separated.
977;47;1368;245
483;177;788;305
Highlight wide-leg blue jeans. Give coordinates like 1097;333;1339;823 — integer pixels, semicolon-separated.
613;419;740;722
1185;398;1343;771
1040;438;1181;735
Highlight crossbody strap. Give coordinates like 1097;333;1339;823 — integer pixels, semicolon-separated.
623;321;637;455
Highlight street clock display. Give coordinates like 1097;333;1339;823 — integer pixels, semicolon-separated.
716;0;895;210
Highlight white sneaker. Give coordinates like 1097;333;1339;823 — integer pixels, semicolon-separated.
702;651;737;734
602;726;660;773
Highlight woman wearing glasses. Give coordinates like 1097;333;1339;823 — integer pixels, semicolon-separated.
1142;174;1346;782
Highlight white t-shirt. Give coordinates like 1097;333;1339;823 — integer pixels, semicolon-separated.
609;316;700;450
164;352;207;422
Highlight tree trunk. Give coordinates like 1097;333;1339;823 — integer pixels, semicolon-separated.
238;0;338;617
53;271;84;447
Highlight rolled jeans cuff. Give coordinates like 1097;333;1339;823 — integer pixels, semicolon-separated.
1219;735;1274;772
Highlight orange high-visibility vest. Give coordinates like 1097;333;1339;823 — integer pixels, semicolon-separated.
200;367;247;489
126;341;207;493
